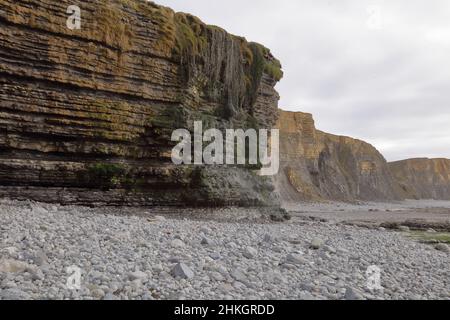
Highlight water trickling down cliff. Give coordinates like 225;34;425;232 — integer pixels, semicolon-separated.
0;0;283;208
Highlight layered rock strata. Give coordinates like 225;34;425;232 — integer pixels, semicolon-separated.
1;0;449;207
0;0;283;207
389;158;450;200
277;111;405;202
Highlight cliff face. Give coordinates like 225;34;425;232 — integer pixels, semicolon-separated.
0;0;283;206
389;158;450;200
2;0;448;207
277;110;405;202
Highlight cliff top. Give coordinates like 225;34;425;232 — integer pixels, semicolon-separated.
279;110;381;151
390;158;450;164
144;0;284;81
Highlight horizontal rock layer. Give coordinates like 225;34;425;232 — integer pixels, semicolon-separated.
389;158;450;200
0;0;282;207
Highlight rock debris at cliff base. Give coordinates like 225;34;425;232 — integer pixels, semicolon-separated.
0;200;448;300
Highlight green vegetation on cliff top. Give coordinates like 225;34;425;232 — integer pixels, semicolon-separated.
117;0;283;81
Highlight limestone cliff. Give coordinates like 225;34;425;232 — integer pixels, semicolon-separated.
0;0;283;207
277;110;405;202
389;158;450;200
2;0;447;207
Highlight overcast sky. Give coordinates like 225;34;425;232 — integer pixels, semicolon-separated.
156;0;450;161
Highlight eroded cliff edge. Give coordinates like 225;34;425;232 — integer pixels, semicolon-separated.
276;110;405;202
389;158;450;200
0;0;283;207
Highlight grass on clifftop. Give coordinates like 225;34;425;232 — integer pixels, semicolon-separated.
130;0;283;81
90;0;283;81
